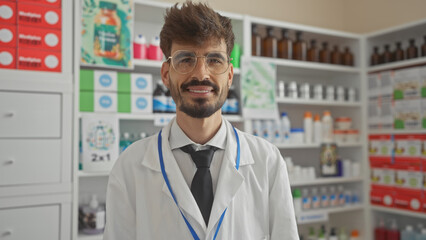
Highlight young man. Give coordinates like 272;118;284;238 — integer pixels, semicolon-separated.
103;2;298;240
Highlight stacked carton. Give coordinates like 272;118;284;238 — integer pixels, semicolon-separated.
0;0;62;71
80;69;153;114
369;134;426;213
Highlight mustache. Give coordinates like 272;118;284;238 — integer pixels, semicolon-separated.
181;79;219;92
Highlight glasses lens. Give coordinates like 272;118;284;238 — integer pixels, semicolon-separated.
206;52;229;74
172;51;197;74
171;51;230;75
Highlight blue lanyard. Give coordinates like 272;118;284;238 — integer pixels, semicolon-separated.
158;126;240;240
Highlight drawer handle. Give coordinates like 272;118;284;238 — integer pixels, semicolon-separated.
4;112;15;118
1;229;13;236
3;159;14;165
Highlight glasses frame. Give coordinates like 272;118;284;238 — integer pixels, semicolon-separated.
167;50;233;75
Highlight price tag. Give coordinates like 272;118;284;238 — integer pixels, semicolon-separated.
297;211;328;224
154;113;175;127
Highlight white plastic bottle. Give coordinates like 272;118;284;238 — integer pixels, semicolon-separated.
280;112;291;143
401;225;417;240
304;111;313;144
311;187;320;209
329;186;338;207
314;114;322;144
416;229;426;240
302;188;311;210
320;186;329;208
322;110;334;142
337;185;345;206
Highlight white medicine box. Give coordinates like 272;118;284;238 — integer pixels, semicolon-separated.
131;73;153;94
94;92;117;113
94;70;118;92
132;94;152;114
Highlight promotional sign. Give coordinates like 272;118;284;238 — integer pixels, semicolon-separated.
82;115;119;172
80;0;133;69
241;57;278;119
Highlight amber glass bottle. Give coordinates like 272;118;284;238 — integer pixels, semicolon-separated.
319;42;330;63
382;45;393;63
251;24;262;56
293;31;306;61
421;35;426;57
370;47;380;66
330;45;341;65
394;42;405;61
342;47;354;66
307;39;318;62
406;39;418;59
278;29;292;59
262;27;277;58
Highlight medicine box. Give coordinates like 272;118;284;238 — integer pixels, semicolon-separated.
393;67;421;100
18;25;61;51
394;134;422;160
394;99;421;129
370;189;394;208
0;1;16;25
116;72;153;93
17;2;61;30
0;46;15;69
419;66;426;98
19;0;61;8
80;91;117;113
0;24;16;47
17;48;61;72
117;93;153;114
80;69;118;92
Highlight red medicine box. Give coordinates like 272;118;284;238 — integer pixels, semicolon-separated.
0;1;16;25
0;46;16;69
17;2;61;30
19;0;60;8
0;23;16;47
17;48;61;72
18;25;61;51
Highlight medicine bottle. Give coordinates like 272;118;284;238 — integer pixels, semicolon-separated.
293;31;306;61
319;42;330;63
251;24;262;56
278;29;292;59
394;42;405;61
406;39;418;59
382;44;393;63
421;35;426;57
307;39;318;62
342;47;354;66
262;26;277;58
93;1;122;60
330;45;342;65
370;47;380;65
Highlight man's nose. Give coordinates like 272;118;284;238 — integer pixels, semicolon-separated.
191;57;210;78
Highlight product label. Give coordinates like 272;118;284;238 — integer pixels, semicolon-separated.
132;94;152;114
94;70;117;92
17;48;61;72
0;1;16;25
0;24;16;47
131;73;152;93
18;25;61;51
393;67;421;100
96;211;106;229
320;194;329;208
94;24;119;57
153;95;167;113
227;99;239;114
167;97;176;113
18;3;61;29
330;194;338;207
311;195;320;209
0;47;16;69
302;197;311;210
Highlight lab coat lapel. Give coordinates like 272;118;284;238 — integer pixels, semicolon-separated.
207;121;254;234
159;120;207;231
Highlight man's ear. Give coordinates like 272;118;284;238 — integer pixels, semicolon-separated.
228;63;234;88
161;61;170;88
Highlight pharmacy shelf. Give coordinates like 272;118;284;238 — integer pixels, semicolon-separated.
78;171;110;178
367;56;426;73
250;56;361;75
133;59;241;74
369;129;426;135
371;206;426;219
276;97;362;107
296;204;365;224
274;142;362;149
290;176;363;187
78;233;103;240
78;113;244;122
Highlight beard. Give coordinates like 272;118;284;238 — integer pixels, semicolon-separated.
168;76;228;118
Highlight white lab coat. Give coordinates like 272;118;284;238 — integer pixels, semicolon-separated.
103;119;299;240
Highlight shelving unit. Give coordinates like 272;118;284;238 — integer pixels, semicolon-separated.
291;176;364;187
296;204;365;225
365;18;426;239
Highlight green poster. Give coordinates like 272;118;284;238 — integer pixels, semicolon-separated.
80;0;134;69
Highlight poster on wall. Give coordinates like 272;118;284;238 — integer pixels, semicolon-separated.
82;115;119;172
80;0;134;69
241;57;278;119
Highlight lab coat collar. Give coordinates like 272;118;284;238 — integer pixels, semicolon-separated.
140;117;255;235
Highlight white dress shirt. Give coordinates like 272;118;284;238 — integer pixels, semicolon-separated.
168;118;227;194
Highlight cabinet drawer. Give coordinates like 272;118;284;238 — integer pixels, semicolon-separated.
0;91;61;138
0;205;59;240
0;139;61;186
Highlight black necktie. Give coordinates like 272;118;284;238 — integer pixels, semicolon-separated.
181;145;218;225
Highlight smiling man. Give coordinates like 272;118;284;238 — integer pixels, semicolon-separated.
103;2;298;240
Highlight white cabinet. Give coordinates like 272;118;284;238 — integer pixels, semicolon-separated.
0;0;73;239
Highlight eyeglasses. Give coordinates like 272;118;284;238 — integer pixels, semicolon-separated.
167;50;232;75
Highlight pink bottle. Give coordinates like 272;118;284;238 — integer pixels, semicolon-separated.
148;36;163;61
387;220;400;240
133;34;147;59
375;218;386;240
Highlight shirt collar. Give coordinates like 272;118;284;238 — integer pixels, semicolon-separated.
169;117;227;151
